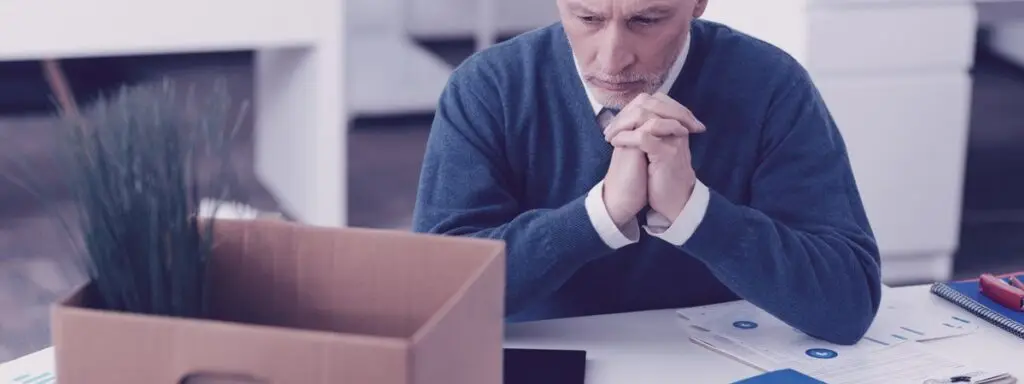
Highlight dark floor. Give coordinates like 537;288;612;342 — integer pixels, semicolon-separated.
2;36;1024;363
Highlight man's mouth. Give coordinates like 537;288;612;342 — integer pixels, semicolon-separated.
589;78;642;92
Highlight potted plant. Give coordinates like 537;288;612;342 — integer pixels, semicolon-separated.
43;79;506;384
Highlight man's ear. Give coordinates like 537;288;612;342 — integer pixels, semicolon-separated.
693;0;708;18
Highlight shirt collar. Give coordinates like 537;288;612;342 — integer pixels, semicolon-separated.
573;31;692;115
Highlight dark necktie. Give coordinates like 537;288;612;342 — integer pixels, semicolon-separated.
597;107;619;129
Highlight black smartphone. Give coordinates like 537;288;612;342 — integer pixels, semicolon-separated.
503;348;587;384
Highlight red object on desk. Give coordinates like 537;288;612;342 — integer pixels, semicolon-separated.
979;273;1024;312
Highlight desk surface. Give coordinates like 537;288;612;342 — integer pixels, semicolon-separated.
3;285;1023;383
505;284;1024;383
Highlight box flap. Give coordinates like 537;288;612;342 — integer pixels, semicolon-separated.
207;219;504;339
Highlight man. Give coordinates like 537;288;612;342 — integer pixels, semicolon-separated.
412;0;881;345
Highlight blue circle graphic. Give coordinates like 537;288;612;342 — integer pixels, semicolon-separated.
805;348;838;359
732;321;758;329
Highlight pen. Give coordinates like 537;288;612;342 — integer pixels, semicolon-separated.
924;372;1016;384
923;375;974;383
1009;275;1024;291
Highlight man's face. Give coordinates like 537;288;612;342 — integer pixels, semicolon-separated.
558;0;706;108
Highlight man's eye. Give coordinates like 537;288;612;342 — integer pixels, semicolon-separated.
579;15;601;24
631;17;660;26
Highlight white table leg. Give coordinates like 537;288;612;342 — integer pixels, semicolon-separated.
254;42;346;227
475;0;497;51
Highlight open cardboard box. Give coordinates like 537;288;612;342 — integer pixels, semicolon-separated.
51;219;506;384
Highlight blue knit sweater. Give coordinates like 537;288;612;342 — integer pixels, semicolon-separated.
412;20;882;345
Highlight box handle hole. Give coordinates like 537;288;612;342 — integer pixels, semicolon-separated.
179;371;270;384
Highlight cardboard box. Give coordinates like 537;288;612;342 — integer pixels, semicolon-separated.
51;219;506;384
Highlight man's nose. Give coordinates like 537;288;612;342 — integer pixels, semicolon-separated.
595;27;635;75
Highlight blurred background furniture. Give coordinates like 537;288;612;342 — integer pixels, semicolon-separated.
0;0;346;227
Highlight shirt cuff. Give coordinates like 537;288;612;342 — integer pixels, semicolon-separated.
644;179;710;246
584;180;640;249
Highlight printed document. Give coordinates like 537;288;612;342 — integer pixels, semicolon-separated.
692;329;1008;384
678;299;978;343
681;301;1008;384
791;342;1009;384
0;348;54;384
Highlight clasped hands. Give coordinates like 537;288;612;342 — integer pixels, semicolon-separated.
601;93;706;228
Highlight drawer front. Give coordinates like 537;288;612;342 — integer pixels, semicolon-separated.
814;73;971;257
808;3;977;74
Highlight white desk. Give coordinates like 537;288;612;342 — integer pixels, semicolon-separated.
505;285;1024;383
4;285;1022;383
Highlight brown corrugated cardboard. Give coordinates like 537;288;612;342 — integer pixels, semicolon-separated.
51;219;506;384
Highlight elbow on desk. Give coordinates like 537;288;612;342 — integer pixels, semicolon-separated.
811;242;884;345
813;315;874;346
805;286;881;346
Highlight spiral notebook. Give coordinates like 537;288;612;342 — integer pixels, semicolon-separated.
930;272;1024;340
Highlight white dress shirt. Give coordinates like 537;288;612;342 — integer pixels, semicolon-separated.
574;32;712;248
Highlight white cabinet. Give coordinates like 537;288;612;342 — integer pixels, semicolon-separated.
705;0;979;284
816;74;971;257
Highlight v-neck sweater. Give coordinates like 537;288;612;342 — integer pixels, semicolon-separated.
412;19;882;345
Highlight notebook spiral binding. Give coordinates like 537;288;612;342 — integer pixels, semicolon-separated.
930;283;1024;340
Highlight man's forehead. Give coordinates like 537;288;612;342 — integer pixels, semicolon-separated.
565;0;683;13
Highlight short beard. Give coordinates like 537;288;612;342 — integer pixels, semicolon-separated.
587;37;684;108
586;71;666;109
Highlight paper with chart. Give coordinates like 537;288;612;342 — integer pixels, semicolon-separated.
0;348;55;384
789;343;1010;384
677;299;978;343
681;301;900;369
689;329;1007;384
679;301;1007;384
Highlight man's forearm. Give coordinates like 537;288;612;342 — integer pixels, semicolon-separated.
680;190;882;345
414;194;613;317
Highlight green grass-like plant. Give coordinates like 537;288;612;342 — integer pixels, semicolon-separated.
52;79;244;318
